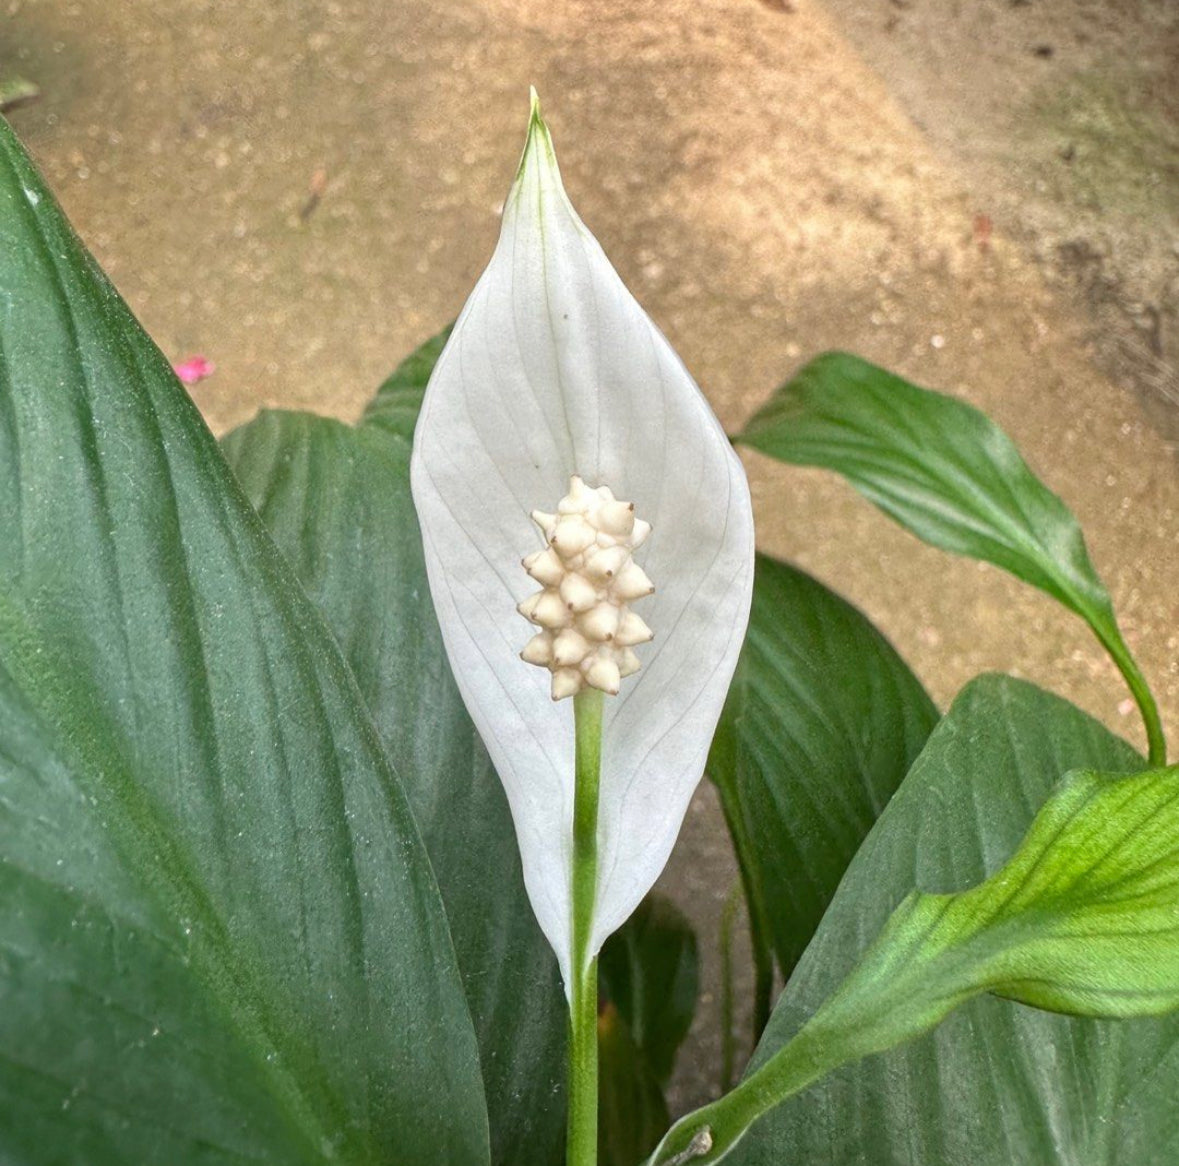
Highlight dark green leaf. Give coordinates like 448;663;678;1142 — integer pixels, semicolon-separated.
221;408;566;1166
710;555;938;989
736;353;1165;763
0;118;487;1163
599;894;699;1088
599;1003;671;1166
738;354;1107;616
653;676;1179;1166
362;322;452;441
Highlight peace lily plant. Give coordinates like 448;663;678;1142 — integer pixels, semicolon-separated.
1;88;1178;1166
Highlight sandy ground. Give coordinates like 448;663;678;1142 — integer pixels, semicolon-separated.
4;0;1177;1116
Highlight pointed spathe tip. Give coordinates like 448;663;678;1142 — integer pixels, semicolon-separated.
504;89;584;235
515;86;557;187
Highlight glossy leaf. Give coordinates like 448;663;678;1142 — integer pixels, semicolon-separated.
655;676;1179;1166
0;118;487;1163
410;96;755;983
710;555;938;994
736;352;1165;763
221;408;565;1166
599;893;699;1088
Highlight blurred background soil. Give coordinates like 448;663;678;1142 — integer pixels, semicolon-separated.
4;0;1177;1116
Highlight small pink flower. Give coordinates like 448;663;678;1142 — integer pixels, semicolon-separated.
173;355;215;385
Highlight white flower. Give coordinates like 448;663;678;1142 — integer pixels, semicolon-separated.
410;92;755;991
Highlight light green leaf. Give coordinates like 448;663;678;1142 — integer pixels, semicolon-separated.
650;677;1179;1166
709;555;937;1015
736;353;1165;764
0;118;488;1164
221;408;566;1166
599;893;699;1089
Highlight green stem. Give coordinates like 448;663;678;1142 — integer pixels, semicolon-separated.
1093;622;1167;767
568;688;603;1166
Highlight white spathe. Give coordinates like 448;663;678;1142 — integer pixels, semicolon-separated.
410;93;755;994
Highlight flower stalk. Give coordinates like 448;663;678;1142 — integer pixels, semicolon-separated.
568;687;604;1164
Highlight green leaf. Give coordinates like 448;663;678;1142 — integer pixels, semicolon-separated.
651;677;1179;1166
0;118;488;1163
709;555;938;1002
598;1003;671;1166
736;353;1165;764
362;322;452;441
824;761;1179;1015
220;408;566;1166
599;893;699;1088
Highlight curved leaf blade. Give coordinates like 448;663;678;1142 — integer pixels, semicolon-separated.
664;676;1179;1166
710;555;939;987
653;757;1179;1164
220;409;565;1166
736;353;1164;762
738;354;1107;614
0;119;488;1164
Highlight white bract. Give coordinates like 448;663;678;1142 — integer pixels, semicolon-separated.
410;93;755;991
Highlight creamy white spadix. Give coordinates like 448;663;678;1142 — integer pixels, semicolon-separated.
410;94;755;991
520;475;655;701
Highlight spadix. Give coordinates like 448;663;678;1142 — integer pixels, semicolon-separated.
519;476;653;701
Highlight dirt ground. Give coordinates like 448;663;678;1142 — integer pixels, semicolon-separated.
4;0;1177;1116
